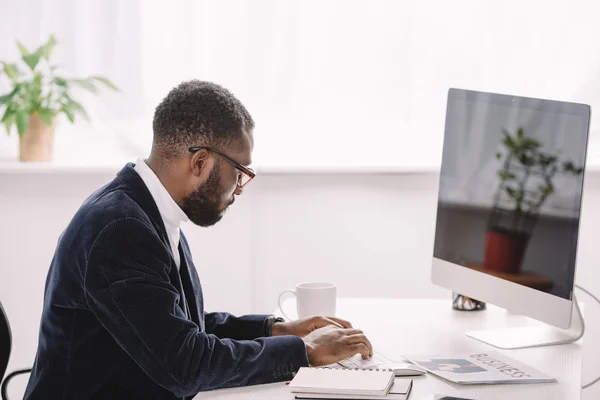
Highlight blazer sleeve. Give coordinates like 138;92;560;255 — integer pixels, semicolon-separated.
204;312;272;340
84;217;309;397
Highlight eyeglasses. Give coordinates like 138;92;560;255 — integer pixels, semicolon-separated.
188;146;256;188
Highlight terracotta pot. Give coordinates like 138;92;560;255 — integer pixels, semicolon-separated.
483;229;529;274
19;113;55;162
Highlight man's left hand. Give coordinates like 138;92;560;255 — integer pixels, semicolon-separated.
271;316;353;337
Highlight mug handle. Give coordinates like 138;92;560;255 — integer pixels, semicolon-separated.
277;290;296;321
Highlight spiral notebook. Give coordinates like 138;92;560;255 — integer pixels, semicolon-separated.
288;367;396;397
293;379;414;400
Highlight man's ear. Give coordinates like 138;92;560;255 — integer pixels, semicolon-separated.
190;149;210;177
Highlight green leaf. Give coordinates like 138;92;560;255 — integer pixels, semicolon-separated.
72;78;98;93
0;85;21;105
539;154;557;167
496;152;502;159
52;76;69;87
33;72;43;87
22;49;42;71
505;186;524;201
32;71;43;90
16;110;29;136
0;94;13;105
1;107;15;134
1;107;14;123
502;130;516;151
61;106;75;123
16;41;29;56
563;161;574;172
66;99;88;120
90;76;119;91
37;109;55;126
523;138;541;150
563;161;584;175
538;183;554;197
519;154;536;167
498;171;516;181
41;35;57;60
3;63;20;80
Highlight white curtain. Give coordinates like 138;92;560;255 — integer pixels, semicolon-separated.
1;0;600;169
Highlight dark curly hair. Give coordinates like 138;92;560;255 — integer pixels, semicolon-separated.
152;80;254;160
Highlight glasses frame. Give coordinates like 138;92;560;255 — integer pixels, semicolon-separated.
188;146;256;188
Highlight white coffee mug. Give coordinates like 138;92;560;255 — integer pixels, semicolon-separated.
278;282;337;321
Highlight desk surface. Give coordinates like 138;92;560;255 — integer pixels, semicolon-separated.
195;298;583;400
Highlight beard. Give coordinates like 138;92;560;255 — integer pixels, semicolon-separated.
181;163;229;227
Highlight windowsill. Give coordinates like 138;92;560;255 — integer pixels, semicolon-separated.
3;160;600;175
0;159;442;175
1;139;599;175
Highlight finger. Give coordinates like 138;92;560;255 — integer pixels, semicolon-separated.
341;328;364;336
344;334;374;358
328;317;352;328
308;317;343;332
320;317;344;329
347;343;370;360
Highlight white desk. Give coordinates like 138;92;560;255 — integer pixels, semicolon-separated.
195;298;583;399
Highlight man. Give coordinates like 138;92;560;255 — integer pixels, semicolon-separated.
24;80;373;400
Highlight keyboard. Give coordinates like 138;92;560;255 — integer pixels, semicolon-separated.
338;351;399;369
335;351;427;376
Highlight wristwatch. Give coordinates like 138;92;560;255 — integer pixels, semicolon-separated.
265;316;285;336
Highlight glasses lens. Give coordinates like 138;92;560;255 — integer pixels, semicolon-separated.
239;172;252;187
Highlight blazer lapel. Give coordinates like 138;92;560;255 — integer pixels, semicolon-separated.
117;163;198;328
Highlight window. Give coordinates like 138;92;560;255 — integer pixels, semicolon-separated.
2;0;600;169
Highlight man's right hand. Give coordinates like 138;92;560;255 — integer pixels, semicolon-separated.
301;325;374;366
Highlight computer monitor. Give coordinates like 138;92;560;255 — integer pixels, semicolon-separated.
431;88;591;349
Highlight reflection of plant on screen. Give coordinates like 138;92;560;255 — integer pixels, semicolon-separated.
483;127;583;275
494;127;583;230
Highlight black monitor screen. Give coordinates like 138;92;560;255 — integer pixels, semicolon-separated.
433;88;590;300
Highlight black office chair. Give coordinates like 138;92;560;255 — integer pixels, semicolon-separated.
0;301;31;400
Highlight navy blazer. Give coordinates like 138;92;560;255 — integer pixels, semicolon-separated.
24;163;309;400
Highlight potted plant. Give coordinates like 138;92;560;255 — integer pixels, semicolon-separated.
0;35;118;161
483;127;583;274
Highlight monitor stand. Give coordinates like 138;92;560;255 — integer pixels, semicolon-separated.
465;295;585;350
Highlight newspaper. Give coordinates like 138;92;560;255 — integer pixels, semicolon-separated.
407;351;556;385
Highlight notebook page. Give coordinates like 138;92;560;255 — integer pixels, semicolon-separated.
289;367;395;396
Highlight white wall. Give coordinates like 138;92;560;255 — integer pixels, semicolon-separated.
1;169;599;399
